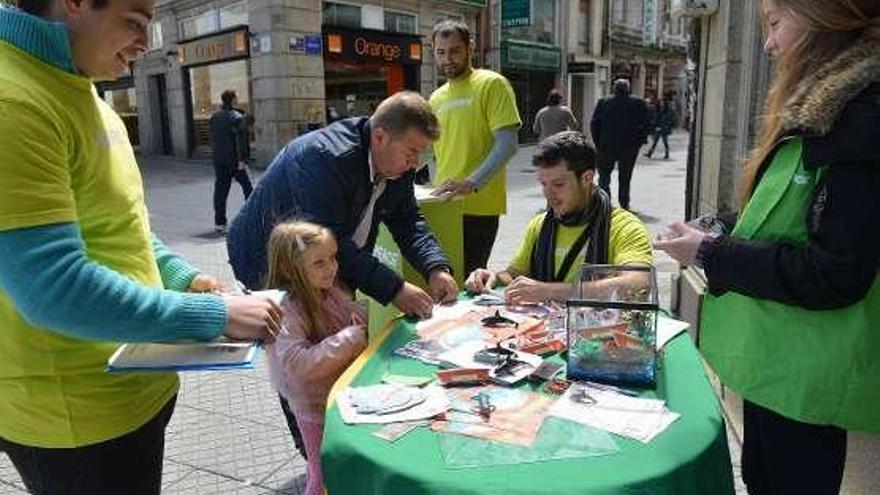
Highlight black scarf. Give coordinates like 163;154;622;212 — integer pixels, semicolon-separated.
529;188;612;282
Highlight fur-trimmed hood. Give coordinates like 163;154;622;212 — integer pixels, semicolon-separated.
781;33;880;135
779;33;880;169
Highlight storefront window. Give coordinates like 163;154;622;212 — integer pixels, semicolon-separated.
323;2;361;28
385;10;417;34
102;87;139;145
188;60;251;148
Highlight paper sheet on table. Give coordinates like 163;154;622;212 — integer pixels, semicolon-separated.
413;184;463;204
414;300;479;333
338;385;450;424
656;314;691;350
549;387;680;443
432;386;554;447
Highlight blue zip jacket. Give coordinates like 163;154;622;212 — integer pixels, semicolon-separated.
227;117;451;304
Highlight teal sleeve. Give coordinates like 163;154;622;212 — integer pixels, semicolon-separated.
0;223;227;342
151;234;200;292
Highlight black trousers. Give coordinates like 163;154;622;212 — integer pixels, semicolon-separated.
213;163;253;227
462;215;500;276
0;396;177;495
279;395;307;459
647;132;669;158
597;148;639;209
742;400;847;495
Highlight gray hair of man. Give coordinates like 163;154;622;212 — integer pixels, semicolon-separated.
613;79;631;96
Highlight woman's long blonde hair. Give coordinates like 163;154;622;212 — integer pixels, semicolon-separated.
265;221;336;343
741;0;880;207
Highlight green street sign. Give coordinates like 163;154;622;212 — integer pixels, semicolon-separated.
501;39;560;71
501;0;531;28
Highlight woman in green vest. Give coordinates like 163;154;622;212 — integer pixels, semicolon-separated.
655;1;880;493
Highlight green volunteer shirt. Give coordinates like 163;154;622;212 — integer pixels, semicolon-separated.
430;69;521;216
510;208;654;281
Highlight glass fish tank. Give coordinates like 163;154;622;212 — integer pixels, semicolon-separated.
565;264;658;388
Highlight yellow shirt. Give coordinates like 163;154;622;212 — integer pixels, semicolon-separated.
0;41;178;448
430;69;521;216
509;208;654;282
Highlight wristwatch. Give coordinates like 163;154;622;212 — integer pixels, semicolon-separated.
695;233;723;269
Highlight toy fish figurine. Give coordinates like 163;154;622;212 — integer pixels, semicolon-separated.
481;310;518;328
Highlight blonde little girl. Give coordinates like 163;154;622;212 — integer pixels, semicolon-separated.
264;221;367;495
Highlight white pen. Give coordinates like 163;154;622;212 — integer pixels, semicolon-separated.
233;280;289;336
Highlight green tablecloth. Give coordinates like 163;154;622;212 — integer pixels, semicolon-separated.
323;319;735;495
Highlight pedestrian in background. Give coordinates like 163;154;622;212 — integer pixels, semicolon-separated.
429;19;521;276
589;79;650;210
0;2;280;493
210;89;253;234
645;98;673;160
656;0;880;493
532;89;578;142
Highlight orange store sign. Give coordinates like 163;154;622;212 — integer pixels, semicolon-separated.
178;28;249;67
324;28;421;64
354;37;401;61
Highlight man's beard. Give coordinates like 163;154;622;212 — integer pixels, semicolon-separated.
444;63;468;79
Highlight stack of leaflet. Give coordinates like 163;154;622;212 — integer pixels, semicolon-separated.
337;384;450;425
548;383;680;443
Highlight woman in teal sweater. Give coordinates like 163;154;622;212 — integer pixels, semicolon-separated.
656;1;880;493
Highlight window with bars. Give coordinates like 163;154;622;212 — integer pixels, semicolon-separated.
178;1;247;40
385;10;417;34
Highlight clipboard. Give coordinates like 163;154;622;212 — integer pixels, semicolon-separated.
107;341;258;372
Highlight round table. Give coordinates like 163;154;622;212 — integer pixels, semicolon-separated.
323;317;735;495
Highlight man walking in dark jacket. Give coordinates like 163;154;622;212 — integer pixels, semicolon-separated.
211;90;253;233
589;79;650;210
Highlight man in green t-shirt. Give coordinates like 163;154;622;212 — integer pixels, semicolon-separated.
429;20;521;276
466;132;653;304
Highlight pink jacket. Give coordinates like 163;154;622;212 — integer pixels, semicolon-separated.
267;285;367;414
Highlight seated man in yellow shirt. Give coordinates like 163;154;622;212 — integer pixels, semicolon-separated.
466;131;653;304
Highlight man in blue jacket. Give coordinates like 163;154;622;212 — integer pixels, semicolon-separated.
228;91;457;315
228;91;457;458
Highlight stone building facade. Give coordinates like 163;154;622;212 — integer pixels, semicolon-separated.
127;0;484;165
